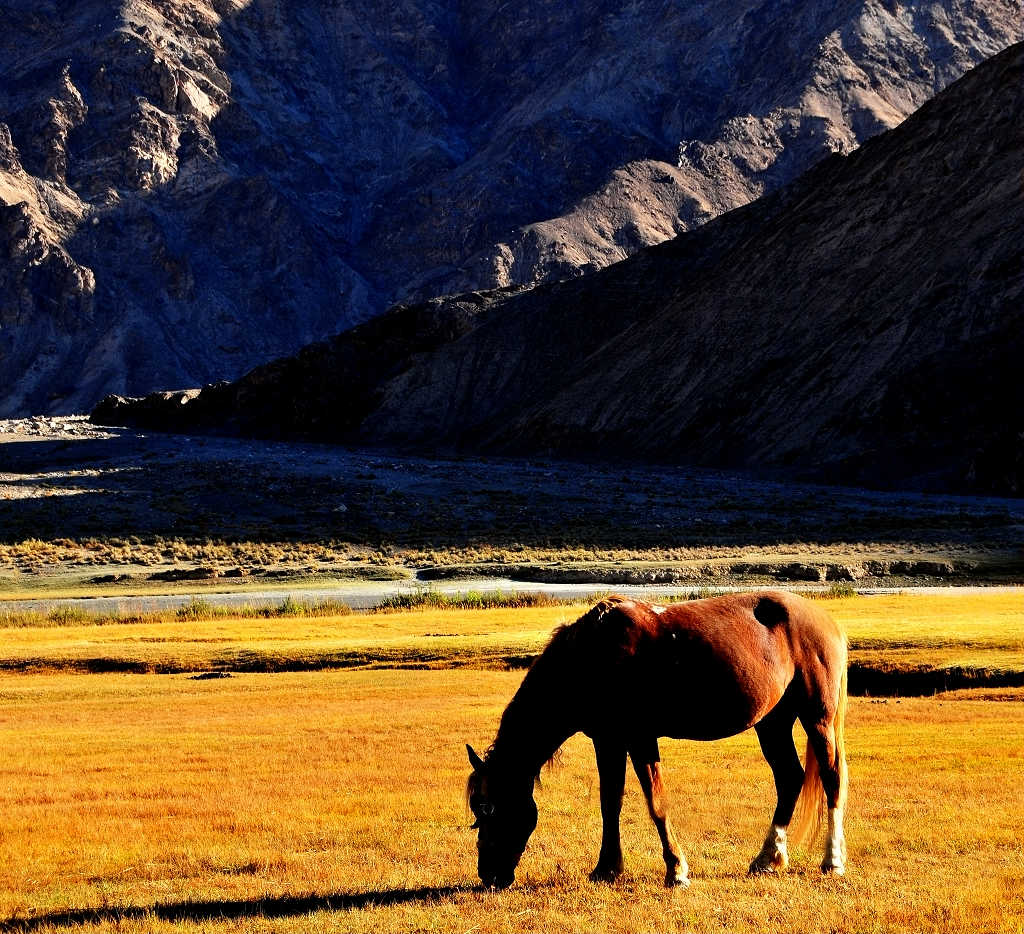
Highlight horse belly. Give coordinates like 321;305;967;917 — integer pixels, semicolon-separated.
647;639;792;740
657;684;782;740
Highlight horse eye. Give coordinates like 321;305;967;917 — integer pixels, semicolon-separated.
480;802;495;817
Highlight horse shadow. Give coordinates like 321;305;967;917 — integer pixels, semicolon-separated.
0;885;472;932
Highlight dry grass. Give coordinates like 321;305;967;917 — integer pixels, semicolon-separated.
0;537;835;577
0;538;372;572
834;592;1024;676
831;592;1024;650
0;536;1008;575
0;592;1022;931
0;591;1020;680
0;670;1021;933
2;535;1020;602
0;603;565;674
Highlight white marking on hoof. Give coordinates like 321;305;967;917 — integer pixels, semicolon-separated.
749;824;789;875
821;808;847;876
665;853;689;887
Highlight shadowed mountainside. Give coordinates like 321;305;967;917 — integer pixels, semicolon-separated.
1;0;1021;415
94;42;1024;495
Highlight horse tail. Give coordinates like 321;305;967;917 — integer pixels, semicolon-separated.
789;663;848;846
835;663;849;813
788;737;823;847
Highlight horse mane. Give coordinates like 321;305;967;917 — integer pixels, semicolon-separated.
542;594;638;657
469;596;638;790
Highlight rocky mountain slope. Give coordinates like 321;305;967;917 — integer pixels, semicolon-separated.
96;41;1024;495
2;0;1020;415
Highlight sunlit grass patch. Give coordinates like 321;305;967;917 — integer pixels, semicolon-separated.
0;592;1021;690
829;591;1024;652
0;596;356;629
0;671;1020;933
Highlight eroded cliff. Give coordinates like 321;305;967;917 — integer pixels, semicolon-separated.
2;0;1020;413
95;42;1024;494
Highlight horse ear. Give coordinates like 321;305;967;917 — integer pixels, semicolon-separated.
466;743;485;771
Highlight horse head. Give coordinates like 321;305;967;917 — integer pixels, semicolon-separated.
466;744;538;888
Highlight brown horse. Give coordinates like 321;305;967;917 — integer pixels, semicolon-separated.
466;591;848;888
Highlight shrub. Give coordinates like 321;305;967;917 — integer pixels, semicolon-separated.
373;588;562;612
176;597;218;620
810;582;858;600
47;604;92;626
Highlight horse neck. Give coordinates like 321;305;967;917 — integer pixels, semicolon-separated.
488;655;575;781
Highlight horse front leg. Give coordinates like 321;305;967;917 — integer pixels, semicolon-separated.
590;737;626;882
629;739;689;888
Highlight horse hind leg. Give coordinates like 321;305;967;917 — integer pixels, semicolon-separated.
629;739;689;888
748;700;804;875
798;668;849;876
801;716;848;875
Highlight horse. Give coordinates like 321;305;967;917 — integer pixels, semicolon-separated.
466;591;848;889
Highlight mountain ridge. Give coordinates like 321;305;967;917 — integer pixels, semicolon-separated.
2;0;1020;414
94;40;1024;495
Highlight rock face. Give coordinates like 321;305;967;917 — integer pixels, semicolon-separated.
96;42;1024;495
2;0;1020;415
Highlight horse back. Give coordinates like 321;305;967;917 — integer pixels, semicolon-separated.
572;592;843;740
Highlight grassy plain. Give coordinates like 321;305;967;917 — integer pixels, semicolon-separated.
0;591;1021;680
0;592;1021;933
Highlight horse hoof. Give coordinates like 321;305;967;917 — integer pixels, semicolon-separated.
665;873;690;889
748;853;787;875
589;866;622;884
821;863;846;877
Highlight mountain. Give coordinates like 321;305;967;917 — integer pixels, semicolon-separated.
2;0;1020;415
94;41;1024;495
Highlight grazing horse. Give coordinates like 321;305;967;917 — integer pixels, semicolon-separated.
466;591;848;889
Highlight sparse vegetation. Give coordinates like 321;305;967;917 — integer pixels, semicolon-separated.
175;596;218;620
809;581;858;599
0;597;358;629
0;669;1020;933
373;588;575;613
0;591;596;630
43;604;93;626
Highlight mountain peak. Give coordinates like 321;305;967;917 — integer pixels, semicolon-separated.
2;0;1020;415
94;40;1024;495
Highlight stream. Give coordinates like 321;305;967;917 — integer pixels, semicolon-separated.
4;579;1020;616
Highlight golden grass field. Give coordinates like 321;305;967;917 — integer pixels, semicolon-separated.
0;592;1022;933
1;592;1022;676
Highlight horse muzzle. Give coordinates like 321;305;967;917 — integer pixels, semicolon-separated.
479;871;515;890
478;851;516;890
